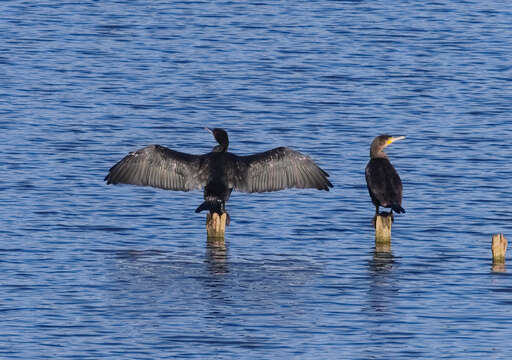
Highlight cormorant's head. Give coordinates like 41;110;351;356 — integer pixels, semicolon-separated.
370;134;405;157
206;127;229;152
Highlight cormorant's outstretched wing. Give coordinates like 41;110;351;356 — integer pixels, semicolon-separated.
233;147;332;193
105;145;208;191
365;158;403;208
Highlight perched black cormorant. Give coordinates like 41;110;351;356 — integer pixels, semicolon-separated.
365;135;405;216
105;128;332;223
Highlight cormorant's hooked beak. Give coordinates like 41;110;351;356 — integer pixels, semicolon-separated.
387;136;405;146
205;127;213;134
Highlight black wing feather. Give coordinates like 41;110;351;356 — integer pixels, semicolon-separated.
105;145;208;191
365;158;403;208
233;147;332;193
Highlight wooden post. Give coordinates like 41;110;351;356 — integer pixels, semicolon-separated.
375;238;391;253
206;212;227;239
492;233;507;271
374;213;392;247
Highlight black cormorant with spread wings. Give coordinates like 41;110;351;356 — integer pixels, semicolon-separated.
105;128;332;223
365;135;405;216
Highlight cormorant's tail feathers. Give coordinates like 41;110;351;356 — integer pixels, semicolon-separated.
195;201;213;213
195;200;223;214
195;201;230;226
391;204;406;214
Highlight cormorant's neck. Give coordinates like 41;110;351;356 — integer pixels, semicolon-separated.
370;147;388;159
210;128;229;153
212;143;228;153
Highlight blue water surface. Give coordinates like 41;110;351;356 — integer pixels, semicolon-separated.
1;1;512;359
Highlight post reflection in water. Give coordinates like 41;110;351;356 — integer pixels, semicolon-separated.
205;238;229;276
491;263;506;273
367;247;398;313
370;249;394;273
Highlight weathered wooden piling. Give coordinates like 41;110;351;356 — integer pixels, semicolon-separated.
374;237;391;253
491;233;507;270
374;213;392;247
206;212;227;239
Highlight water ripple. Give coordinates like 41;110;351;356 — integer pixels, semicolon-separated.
1;0;512;359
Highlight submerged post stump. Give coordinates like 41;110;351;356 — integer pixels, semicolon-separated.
374;213;392;247
492;233;507;269
206;212;227;239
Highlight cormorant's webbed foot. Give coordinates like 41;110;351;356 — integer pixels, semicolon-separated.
378;211;394;223
373;210;394;227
